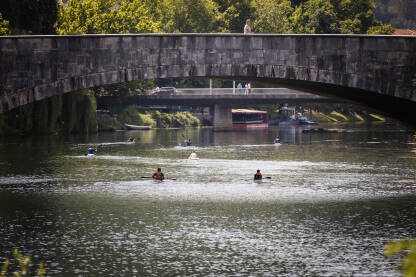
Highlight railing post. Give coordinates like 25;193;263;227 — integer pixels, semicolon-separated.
233;80;235;95
209;79;212;95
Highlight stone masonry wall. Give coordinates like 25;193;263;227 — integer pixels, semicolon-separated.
0;34;415;115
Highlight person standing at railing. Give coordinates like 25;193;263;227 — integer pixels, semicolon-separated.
237;82;243;94
244;83;249;95
244;19;254;34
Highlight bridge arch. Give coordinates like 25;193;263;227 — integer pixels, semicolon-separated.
0;34;415;127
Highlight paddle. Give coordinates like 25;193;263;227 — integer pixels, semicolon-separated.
141;176;177;181
247;177;272;181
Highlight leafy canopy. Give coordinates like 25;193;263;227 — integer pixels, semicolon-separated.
385;239;416;277
56;0;394;35
0;12;9;35
57;0;160;34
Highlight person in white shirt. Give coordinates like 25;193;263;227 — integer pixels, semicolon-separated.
244;19;254;34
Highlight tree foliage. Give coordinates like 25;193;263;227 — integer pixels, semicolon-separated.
57;0;160;34
94;80;155;98
294;0;338;34
157;0;224;33
334;0;377;34
367;23;395;34
215;0;255;33
0;0;57;34
0;12;9;35
373;0;416;29
56;0;396;35
385;239;416;277
252;0;293;33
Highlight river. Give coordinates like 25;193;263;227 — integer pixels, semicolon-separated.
0;123;415;276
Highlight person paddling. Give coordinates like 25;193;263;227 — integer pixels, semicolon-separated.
188;151;198;159
87;145;97;155
152;168;165;181
128;136;135;142
254;169;262;180
186;139;192;147
274;136;281;144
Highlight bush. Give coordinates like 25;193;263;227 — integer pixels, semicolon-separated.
172;112;200;127
118;106;156;127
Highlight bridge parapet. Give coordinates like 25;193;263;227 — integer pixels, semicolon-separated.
0;34;415;127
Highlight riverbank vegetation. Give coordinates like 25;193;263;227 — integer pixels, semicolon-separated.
385;239;416;277
99;106;200;131
0;90;97;136
263;103;387;124
0;249;45;277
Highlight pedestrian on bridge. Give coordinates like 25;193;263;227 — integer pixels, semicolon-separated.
244;19;254;34
244;83;249;95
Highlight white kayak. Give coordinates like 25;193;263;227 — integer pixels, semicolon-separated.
86;153;95;157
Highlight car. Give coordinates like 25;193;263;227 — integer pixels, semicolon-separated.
152;87;177;96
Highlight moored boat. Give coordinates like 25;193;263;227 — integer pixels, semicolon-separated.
276;107;319;126
124;124;153;130
232;109;268;129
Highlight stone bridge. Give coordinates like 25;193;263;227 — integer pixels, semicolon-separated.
0;34;415;128
97;88;333;108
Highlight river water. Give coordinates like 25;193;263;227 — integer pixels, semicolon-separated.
0;123;415;276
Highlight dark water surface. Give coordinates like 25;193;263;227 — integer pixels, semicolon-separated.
0;123;415;276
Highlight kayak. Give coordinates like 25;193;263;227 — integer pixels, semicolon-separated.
86;153;95;157
188;157;200;160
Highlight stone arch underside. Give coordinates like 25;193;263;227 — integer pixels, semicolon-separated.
0;34;415;127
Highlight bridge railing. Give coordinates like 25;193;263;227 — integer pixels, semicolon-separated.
150;88;321;97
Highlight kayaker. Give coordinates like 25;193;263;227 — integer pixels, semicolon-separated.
128;136;135;142
188;151;198;159
274;136;281;144
152;168;165;181
254;169;262;180
87;145;97;155
186;139;192;147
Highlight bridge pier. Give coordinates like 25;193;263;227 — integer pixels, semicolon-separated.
213;104;233;132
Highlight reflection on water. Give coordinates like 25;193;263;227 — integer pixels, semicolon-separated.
0;123;415;276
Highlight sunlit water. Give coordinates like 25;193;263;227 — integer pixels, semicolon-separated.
0;123;415;276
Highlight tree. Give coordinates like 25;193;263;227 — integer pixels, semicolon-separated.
157;0;224;33
0;12;9;35
292;0;338;34
333;0;377;34
367;23;395;34
385;239;416;277
94;80;156;98
373;0;416;29
215;0;255;33
290;3;314;33
57;0;160;35
252;0;294;33
0;0;57;34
